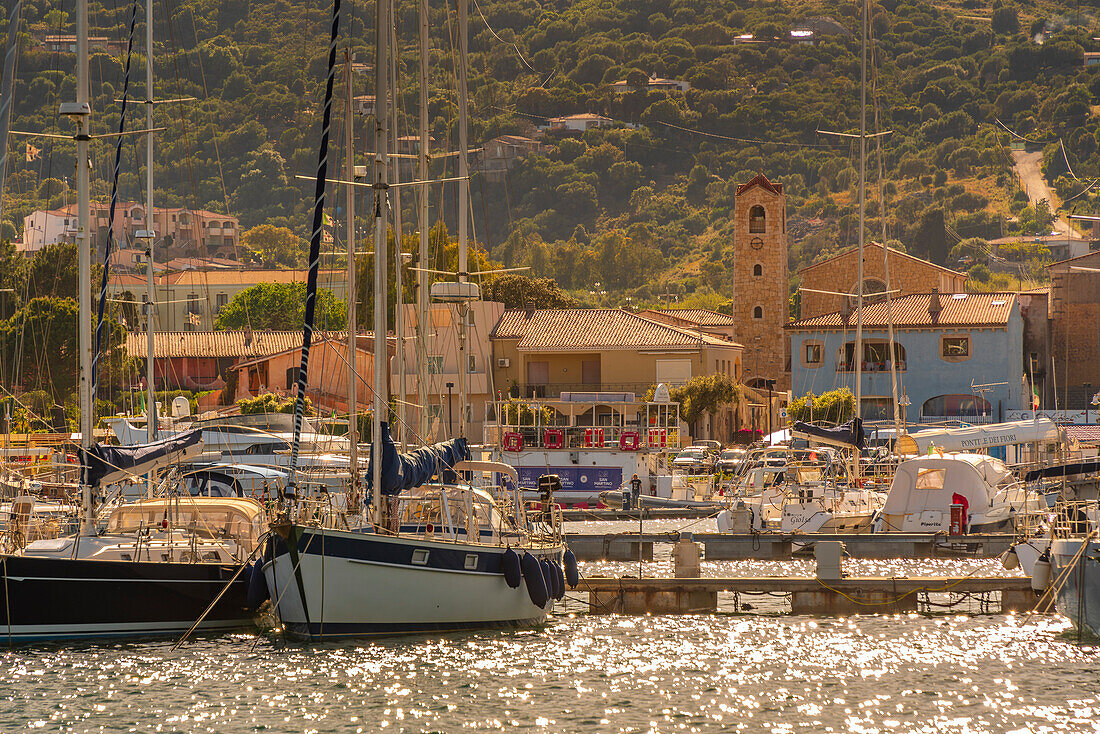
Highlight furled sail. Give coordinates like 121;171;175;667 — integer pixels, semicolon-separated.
365;422;471;496
792;418;866;449
85;429;203;487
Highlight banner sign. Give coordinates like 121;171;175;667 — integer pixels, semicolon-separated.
517;466;623;493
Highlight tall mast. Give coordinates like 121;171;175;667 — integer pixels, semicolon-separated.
456;0;470;438
143;0;156;441
390;18;407;451
855;0;866;425
416;0;430;442
73;0;94;532
343;51;359;507
372;0;391;520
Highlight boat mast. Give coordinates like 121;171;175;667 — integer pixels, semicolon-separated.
343;51;359;509
143;0;156;441
390;19;407;451
853;0;868;482
372;0;391;520
0;1;23;227
456;0;470;438
416;0;430;442
72;0;94;533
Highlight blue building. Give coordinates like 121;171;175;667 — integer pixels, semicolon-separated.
786;291;1025;424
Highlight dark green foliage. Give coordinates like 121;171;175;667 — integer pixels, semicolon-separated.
214;282;347;331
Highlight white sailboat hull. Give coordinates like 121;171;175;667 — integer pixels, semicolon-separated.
264;526;562;639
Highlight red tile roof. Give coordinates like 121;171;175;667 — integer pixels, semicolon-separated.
735;173;783;196
786;292;1017;330
490;309;739;351
1066;425;1100;444
125;330;303;359
639;308;736;327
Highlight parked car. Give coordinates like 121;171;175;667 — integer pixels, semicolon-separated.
693;440;722;453
717;449;746;474
672;447;714;474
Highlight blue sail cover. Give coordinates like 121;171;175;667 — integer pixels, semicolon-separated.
792;418;865;450
85;429;203;487
365;422;471;496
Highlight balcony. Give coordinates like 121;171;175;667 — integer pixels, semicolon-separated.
836;361;907;373
502;382;657;399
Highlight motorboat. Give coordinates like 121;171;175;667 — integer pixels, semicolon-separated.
1046;502;1100;637
876;453;1045;533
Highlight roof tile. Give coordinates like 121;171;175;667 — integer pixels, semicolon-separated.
490;309;738;351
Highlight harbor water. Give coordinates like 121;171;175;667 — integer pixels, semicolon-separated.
0;613;1095;733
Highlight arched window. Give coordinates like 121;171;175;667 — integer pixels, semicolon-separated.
846;278;888;308
752;306;763;319
921;394;992;419
749;205;766;233
752;263;762;276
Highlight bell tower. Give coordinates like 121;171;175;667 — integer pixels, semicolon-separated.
732;173;788;389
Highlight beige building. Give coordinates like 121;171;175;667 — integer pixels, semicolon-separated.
489;308;745;441
392;301;506;446
730;173;789;389
108;269;348;333
799;242;967;319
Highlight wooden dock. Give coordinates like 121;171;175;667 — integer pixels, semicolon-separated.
576;575;1037;615
566;531;1017;561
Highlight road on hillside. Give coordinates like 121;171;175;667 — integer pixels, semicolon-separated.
1011;149;1075;235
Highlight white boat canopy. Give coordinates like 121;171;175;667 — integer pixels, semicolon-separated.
881;453;1012;530
907;418;1060;454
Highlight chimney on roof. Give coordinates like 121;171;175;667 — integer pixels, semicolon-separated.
928;288;942;319
525;301;535;318
840;296;851;323
244;327;253;347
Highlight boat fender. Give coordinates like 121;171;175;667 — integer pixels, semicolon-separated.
503;547;522;588
246;558;268;611
540;559;554;604
716;509;733;534
1031;551;1052;592
521;552;549;608
563;549;579;589
552;561;566;600
1000;548;1020;571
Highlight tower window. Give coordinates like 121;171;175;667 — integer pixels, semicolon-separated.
753;263;762;276
752;306;763;319
749;205;766;233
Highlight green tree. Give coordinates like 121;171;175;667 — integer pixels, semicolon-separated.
241;224;306;268
647;373;740;429
786;388;856;425
481;274;577;309
214;282;347;331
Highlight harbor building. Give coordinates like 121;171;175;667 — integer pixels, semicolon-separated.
786;291;1026;424
1047;251;1100;410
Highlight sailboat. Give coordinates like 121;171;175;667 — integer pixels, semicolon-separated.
261;0;567;640
0;0;264;643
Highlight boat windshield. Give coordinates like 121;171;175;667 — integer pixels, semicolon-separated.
106;502;265;546
397;486;503;535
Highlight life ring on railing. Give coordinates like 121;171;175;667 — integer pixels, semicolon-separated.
503;432;524;452
619;431;641;451
543;428;564;449
584;427;604;448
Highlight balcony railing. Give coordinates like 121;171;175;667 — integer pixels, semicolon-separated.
836;361;907;373
485;424;681;451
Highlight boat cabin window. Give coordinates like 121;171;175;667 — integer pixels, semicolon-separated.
914;468;945;490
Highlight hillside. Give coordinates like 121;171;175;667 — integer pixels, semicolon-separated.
2;0;1100;308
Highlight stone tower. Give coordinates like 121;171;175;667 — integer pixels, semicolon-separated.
732;173;789;389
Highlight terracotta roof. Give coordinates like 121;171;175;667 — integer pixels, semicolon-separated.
490;309;739;351
786;292;1017;330
735;173;783;196
161;269;344;286
799;241;967;278
124;330;303;359
1066;425;1100;444
638;308;736;327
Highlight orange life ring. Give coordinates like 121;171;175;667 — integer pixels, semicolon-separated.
503;432;524;452
543;428;564;449
619;431;641;451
